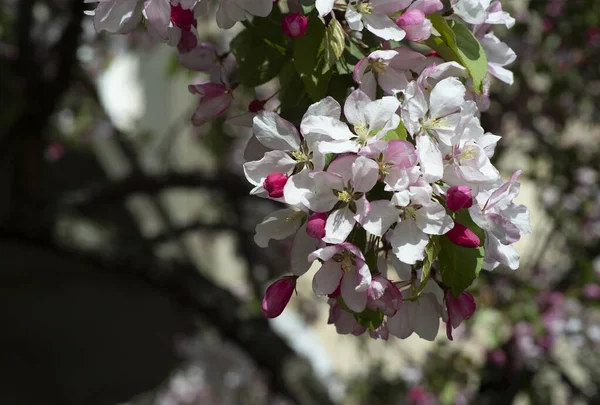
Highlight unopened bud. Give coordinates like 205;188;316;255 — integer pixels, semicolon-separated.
445;290;476;340
282;13;308;39
306;212;327;239
446;185;473;211
248;99;266;113
445;222;480;248
264;172;288;198
396;9;425;29
262;276;297;318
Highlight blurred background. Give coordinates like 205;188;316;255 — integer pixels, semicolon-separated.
0;0;599;404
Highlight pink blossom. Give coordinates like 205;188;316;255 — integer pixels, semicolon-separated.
327;298;367;336
188;83;234;126
282;13;308;38
446;185;473;211
306;212;327;239
367;276;403;317
445;290;476;340
263;172;288;198
262;276;297;318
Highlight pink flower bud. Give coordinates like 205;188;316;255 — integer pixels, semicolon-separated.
282;13;308;38
177;30;197;53
396;9;425;29
445;290;476;340
445;222;480;248
367;276;403;317
248;99;266;113
170;4;196;31
306;212;327;239
263;172;288;198
446;185;473;211
261;276;297;318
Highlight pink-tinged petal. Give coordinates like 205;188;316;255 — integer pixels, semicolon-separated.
327;154;358;179
387;300;417;338
262;276;297;318
359;140;388;159
396;8;425;28
391;220;429;265
402;18;433;41
484;232;520;270
144;0;170;40
385;140;417;168
409;0;443;15
253;111;301;151
323;207;356;244
445;222;480;248
359;71;378;101
367;275;403;317
178;41;218;71
307;171;345;212
341;269;368;312
362;200;398;237
353;57;368;84
313;261;343;296
378;68;410;95
351;156;379;192
372;0;412;14
485;170;522;211
445;290;476;340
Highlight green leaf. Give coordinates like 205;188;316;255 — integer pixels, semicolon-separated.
425;14;488;93
355;307;384;330
438;210;485;296
299;0;315;14
323;18;345;74
336;38;364;75
323;153;336;170
383;120;407;141
279;62;308;112
421;235;440;284
294;16;333;101
230;26;289;86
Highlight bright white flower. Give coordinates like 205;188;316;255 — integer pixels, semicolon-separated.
402;77;468;183
479;32;517;85
469;170;532;270
345;0;409;41
310;243;372;312
353;47;426;98
304;89;400;154
85;0;143;34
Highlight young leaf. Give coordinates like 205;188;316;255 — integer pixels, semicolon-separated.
323;18;345;74
383;121;407;141
425;14;488;93
294;16;333;101
355;307;385;330
421;235;440;283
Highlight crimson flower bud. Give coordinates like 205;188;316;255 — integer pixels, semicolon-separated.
263;172;288;198
306;212;327;239
446;185;473;211
170;4;196;31
248;99;266;113
445;222;480;248
445;290;476;340
262;276;297;318
282;13;308;39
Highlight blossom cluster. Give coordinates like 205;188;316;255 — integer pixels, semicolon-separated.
86;0;531;341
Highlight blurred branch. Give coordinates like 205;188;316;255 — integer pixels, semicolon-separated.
0;229;334;405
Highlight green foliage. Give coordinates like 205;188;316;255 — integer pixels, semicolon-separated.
383;121;407;141
438;210;485;297
421;235;440;284
230;12;290;87
293;15;333;101
323;18;345;74
355;306;385;330
425;14;488;93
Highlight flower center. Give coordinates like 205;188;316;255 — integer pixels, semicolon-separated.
285;211;306;223
337;190;352;203
354;120;370;142
458;145;479;163
369;59;387;74
357;2;372;14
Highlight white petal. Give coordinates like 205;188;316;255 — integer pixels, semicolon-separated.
391;220;429;265
243;150;296;186
485;232;520;270
413;293;441;340
364;97;401;139
303;97;342;120
344;89;371;125
503;204;532;235
416;135;444;183
429;77;466;119
323;208;356;244
362;200;398;236
307;171;345;212
416;202;454;235
481;32;516;67
253;111;301;151
327;155;357;180
317;140;360;155
313;261;343;295
254;208;303;247
345;7;364;31
401;82;428;136
284;170;314;208
301;116;355;141
363;14;406;41
388;301;417;338
243;135;271;162
242;0;272;17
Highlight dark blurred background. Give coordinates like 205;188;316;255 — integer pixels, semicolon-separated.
0;0;599;404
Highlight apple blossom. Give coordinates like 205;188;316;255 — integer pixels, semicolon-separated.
444;290;476;340
188;83;234;126
345;0;408;41
262;276;297;318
